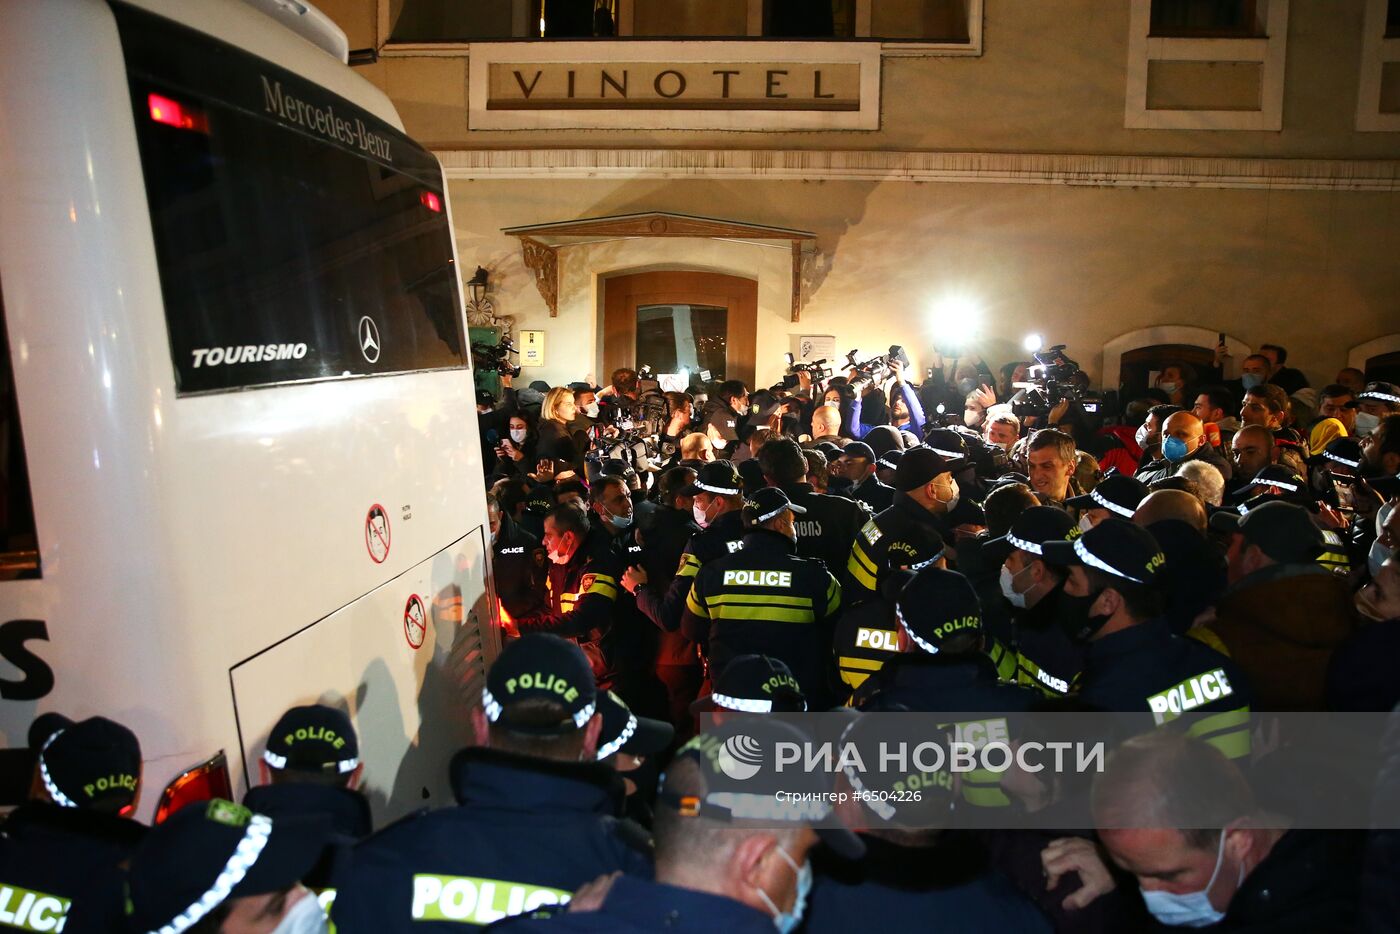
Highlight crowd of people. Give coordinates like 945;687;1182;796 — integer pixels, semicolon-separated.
4;342;1399;932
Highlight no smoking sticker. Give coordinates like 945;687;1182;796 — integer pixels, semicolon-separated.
365;504;391;563
404;593;427;650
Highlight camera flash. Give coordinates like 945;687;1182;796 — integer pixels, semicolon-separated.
1023;333;1044;353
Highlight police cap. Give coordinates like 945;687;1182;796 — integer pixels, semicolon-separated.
126;799;329;933
595;690;674;761
894;447;956;492
921;428;970;465
1064;474;1150;520
1320;437;1363;471
29;713;141;813
678;460;743;497
981;504;1076;566
1357;380;1400;405
263;705;359;777
894;567;983;655
875;448;905;472
1208;500;1325;565
691;654;807;714
741;487;807;529
484;633;598;735
1042;517;1167;586
841;441;876;464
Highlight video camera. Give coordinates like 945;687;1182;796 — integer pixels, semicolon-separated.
844;345;911;385
471;336;521;378
782;352;834;389
1009;344;1105;419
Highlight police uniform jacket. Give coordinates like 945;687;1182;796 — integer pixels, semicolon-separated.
493;873;773;934
635;510;747;635
515;527;625;686
330;748;652;932
699;399;741;453
1005;585;1084;699
636;506;701;668
599;523;661;691
833;596;901;701
850;475;895;513
0;802;146;933
846;493;954;600
776;482;872;584
494;513;547;620
681;528;842;709
853;651;1039;715
244;782;370;897
1075;618;1253;760
1217;830;1364;934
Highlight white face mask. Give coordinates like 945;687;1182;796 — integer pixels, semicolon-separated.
583;402;600;419
607;507;634;529
1135;423;1152;450
271;892;329;934
963;409;981;427
999;563;1031;609
1141;832;1239;928
1079;514;1095;534
509;428;528;444
693;501;713;529
547;535;573;565
1354;411;1380;436
935;478;960;513
1158;381;1180;395
1370;501;1397;578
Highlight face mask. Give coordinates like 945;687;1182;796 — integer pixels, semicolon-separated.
1241;373;1264;391
548;536;573;565
509;428;528;444
1355;585;1388;622
1058;588;1107;642
1134;423;1152;450
1369;502;1396;578
1355;411;1380;436
271;892;329;934
608;507;634;529
964;409;981;427
583;402;600;419
1162;436;1191;462
489;523;499;547
957;378;977;395
935;478;960;513
1141;831;1238;928
693;501;713;529
1000;564;1032;609
1079;514;1095;534
754;847;811;934
1158;381;1180;395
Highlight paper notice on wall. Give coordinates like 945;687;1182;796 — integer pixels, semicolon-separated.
796;335;837;364
520;330;545;367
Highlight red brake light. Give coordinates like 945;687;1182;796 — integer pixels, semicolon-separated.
148;93;209;133
155;751;232;823
420;190;443;213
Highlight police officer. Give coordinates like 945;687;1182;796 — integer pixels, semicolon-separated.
490;491;548;621
1063;473;1149;533
624;461;747;635
832;534;946;701
1041;518;1254;760
847;447;966;600
756;437;872;583
699;380;749;456
681;488;843;710
245;704;371;911
690;653;808;715
0;714;145;933
332;634;651;931
126;798;332;934
982;505;1084;698
838;442;894;512
515;504;626;690
636;466;704;731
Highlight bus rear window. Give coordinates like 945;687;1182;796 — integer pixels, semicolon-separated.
114;3;467;395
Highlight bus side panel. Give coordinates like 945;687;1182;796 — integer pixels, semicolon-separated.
231;528;498;823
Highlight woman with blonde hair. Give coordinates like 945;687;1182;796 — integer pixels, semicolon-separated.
536;386;580;478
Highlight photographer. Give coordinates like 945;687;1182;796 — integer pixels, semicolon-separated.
920;350;997;419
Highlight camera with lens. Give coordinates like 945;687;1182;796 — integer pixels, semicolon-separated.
782;352;834;389
844;345;910;386
471;336;522;377
1010;344;1104;419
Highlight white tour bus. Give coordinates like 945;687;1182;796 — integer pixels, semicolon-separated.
0;0;499;823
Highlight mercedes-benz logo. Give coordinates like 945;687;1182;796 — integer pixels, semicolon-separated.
358;316;381;364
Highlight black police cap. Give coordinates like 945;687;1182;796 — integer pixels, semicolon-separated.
1208;500;1325;565
484;634;598;735
1320;437;1363;471
741;487;807;529
31;714;141;812
841;441;876;463
595;690;673;761
692;654;807;714
895;567;983;655
1064;475;1150;519
678;460;743;497
921;429;970;464
125;800;330;933
1042;517;1167;586
894;447;956;492
982;505;1076;566
875;448;905;472
1358;381;1400;405
263;705;359;777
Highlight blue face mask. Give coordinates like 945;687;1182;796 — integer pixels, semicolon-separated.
1162;436;1191;462
756;846;812;934
1240;373;1264;390
1141;831;1240;928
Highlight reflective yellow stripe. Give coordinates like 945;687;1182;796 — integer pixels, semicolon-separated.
677;553;702;579
838;656;885;671
1186;706;1251;759
708;594;814;608
1200;728;1252;760
711;606;816;623
961;780;1011;808
685;584;708;617
1187;627;1231;656
847;543;878;590
584;575;619;599
841;670;871;691
825;578;842;615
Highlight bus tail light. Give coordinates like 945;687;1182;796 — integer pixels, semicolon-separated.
148;93;210;133
419;190;443;213
155;750;232;823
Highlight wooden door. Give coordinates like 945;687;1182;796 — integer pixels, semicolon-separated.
602;271;757;388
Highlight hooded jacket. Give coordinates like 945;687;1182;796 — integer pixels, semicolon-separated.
1204;562;1356;711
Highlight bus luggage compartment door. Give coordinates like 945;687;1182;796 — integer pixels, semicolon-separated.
230;527;498;824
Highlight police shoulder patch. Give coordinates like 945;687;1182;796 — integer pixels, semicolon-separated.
861;520;882;545
579;573;596;591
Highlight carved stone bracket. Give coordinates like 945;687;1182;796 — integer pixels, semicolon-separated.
792;242;827;322
518;236;559;317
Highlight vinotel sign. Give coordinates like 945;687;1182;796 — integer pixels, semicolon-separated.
467;42;880;131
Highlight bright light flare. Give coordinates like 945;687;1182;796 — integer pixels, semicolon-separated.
1023;333;1044;354
929;295;982;348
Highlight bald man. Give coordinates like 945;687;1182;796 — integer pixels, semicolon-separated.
1133;489;1207;533
1229;424;1276;489
1134;411;1232;486
808;404;843;446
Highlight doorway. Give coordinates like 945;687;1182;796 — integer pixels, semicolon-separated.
603;271;757;387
